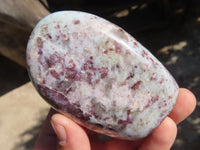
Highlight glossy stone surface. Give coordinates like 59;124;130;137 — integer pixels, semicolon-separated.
26;11;179;140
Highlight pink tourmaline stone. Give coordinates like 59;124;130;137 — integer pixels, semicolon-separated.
26;11;179;140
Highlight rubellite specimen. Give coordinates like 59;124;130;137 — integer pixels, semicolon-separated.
26;11;179;140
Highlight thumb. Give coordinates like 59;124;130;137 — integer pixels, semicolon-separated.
51;113;91;150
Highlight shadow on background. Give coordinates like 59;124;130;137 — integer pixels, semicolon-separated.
11;109;49;150
0;55;29;96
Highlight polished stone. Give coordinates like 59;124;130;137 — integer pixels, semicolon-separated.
26;11;179;140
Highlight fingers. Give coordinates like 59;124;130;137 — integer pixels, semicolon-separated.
139;117;177;150
105;139;141;150
169;88;196;124
34;88;196;150
51;113;91;150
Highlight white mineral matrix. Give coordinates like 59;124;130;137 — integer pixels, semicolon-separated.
26;11;179;140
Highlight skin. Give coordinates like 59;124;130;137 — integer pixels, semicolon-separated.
34;88;196;150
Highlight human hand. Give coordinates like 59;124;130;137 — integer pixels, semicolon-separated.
34;88;196;150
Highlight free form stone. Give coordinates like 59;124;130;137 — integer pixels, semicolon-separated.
26;11;179;140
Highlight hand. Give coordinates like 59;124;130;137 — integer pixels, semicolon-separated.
34;88;196;150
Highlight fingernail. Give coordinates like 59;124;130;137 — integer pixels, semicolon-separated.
51;120;67;146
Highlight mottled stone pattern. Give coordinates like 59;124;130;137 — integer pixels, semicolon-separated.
26;11;179;140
